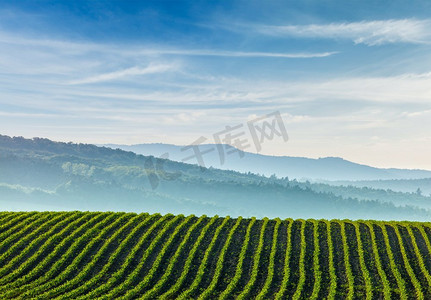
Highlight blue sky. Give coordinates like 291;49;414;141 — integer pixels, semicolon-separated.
1;0;431;169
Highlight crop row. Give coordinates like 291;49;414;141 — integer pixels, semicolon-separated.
1;212;431;299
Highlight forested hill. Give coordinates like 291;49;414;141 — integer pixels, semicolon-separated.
0;134;430;220
104;143;431;181
323;178;431;196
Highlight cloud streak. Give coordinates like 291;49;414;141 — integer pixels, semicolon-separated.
255;19;431;45
68;64;177;85
0;31;336;61
1;26;430;170
137;49;337;58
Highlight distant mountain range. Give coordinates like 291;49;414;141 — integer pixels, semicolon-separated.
2;134;431;221
103;143;431;181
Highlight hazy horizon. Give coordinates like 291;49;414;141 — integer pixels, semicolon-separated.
3;132;431;172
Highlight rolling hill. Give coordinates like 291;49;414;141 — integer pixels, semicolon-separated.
104;143;431;181
322;178;431;196
1;134;431;220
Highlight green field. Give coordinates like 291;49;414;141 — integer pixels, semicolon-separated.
1;212;431;299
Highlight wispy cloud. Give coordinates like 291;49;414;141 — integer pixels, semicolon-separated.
137;49;337;58
402;109;431;118
2;4;431;169
0;31;336;61
254;19;431;45
68;64;177;85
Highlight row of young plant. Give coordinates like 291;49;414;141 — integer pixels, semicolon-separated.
366;221;393;299
144;216;211;299
2;213;113;298
0;212;74;278
16;213;126;298
292;220;306;300
309;220;322;300
178;217;231;299
77;214;170;300
218;218;257;299
274;219;294;300
392;224;424;299
399;224;431;297
158;216;219;299
0;212;37;239
62;213;155;299
379;222;409;299
0;212;104;297
99;214;183;300
352;222;373;300
338;221;355;300
32;213;132;299
197;217;244;300
0;212;55;260
412;225;431;290
123;215;197;299
324;220;337;299
256;218;281;300
0;212;89;288
49;214;147;299
236;218;269;300
3;213;431;298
